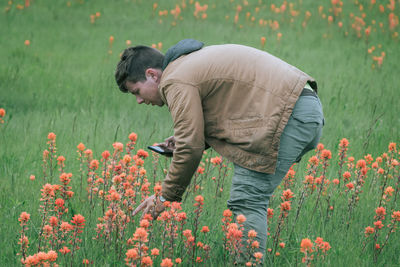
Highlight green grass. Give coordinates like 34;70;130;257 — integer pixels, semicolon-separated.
1;0;399;265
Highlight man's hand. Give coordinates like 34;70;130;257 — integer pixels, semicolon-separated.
158;136;175;157
132;194;166;220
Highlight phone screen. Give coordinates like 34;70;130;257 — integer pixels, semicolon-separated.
147;145;173;156
148;145;165;153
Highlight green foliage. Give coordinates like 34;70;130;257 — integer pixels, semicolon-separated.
1;0;399;266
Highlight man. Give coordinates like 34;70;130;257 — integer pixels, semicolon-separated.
114;39;324;255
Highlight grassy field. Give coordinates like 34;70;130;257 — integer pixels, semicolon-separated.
1;0;399;266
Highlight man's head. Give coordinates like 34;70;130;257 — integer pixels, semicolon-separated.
115;46;165;106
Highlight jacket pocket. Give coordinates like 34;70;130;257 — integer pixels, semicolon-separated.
230;117;272;147
291;96;324;124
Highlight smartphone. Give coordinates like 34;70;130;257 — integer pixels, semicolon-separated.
147;145;173;157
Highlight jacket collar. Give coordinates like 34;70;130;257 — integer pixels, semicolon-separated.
162;39;204;70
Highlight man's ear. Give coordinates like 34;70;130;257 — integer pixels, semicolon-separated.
145;68;162;82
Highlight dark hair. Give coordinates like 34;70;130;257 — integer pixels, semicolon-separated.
115;46;164;93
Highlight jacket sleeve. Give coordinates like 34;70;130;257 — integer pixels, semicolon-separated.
161;83;205;202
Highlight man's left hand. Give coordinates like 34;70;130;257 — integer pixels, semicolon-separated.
132;194;166;220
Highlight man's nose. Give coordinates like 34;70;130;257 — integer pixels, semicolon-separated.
136;96;144;104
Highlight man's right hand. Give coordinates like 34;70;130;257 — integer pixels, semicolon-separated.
157;136;175;157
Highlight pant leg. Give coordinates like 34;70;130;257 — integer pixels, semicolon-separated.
227;95;324;257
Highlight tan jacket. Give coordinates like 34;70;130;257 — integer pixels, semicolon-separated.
159;44;316;201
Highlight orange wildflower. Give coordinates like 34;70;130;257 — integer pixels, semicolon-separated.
177;212;187;221
375;207;386;217
151;248;160;256
345;182;354;190
260;36;266;47
47;250;57;262
71;214;85;226
254;252;263;259
223;209;232;217
317;143;324;150
84;149;93;157
153;184;162;194
0;108;5;117
59;246;71;255
364;154;373;164
41;183;55;197
339;138;349;147
280;201;291;211
201;226;210;233
161;258;173;267
356;159;366;169
248;229;257;238
133;227;148;242
140;219;150;229
29;175;35;181
305;175;314;184
43;224;53;235
236;214;246;224
365;226;375;235
211;156;223;165
388;142;396;152
60;222;73;231
113;142;123;151
282;189;294;200
90;159;99;170
183;229;192;238
55;198;65;207
309;156;319;165
392;211;400;221
47;132;56;140
197;166;205;174
19;212;30;223
77;143;85;151
300;238;313;253
385;186;394;196
132;158;143;167
252;240;259;248
267;208;274;218
141;256;152;266
279;242;285;248
343;171;351;180
24;40;30;46
110;191;121;201
374;220;384;229
49;216;58;226
123;155;131;164
321;149;332;159
195;195;204;203
128;132;137;142
135;150;148;159
175;258;182;264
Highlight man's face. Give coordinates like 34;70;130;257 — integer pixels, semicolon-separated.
125;69;164;107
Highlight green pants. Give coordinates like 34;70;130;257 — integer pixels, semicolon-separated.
227;94;324;256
